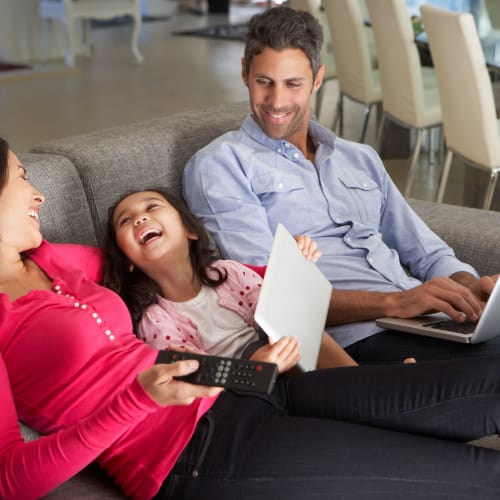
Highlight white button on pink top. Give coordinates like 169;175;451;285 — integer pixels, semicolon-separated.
52;283;115;341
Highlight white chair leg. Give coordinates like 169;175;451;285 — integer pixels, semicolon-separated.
315;85;325;119
131;14;143;64
332;93;343;135
63;18;76;67
436;149;453;203
483;172;499;210
375;113;386;154
404;128;423;198
359;103;373;143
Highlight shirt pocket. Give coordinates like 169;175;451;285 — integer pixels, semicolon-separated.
337;175;382;226
251;172;304;198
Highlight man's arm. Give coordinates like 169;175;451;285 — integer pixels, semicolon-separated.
326;274;498;326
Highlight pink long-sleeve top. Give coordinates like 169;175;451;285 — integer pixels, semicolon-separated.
0;241;218;500
138;259;264;351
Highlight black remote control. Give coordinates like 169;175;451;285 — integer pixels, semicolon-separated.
155;350;278;394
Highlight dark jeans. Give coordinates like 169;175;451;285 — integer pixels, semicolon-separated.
156;355;500;499
346;329;500;364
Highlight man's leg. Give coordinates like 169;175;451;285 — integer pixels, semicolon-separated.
345;329;500;364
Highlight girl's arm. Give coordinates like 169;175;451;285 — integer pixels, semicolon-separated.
316;333;358;368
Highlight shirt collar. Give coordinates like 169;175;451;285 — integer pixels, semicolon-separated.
242;114;337;159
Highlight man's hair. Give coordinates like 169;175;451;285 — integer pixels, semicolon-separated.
102;188;227;333
244;6;324;77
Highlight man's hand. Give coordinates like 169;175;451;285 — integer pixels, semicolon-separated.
327;273;499;326
138;360;223;406
250;336;301;373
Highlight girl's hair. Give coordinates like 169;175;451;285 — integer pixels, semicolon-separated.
102;188;227;332
0;137;10;193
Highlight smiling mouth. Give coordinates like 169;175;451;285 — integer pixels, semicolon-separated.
28;209;39;222
138;227;162;245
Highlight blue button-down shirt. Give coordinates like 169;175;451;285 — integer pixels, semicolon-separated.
183;115;477;346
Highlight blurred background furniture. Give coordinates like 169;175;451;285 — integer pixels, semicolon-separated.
38;0;143;66
288;0;337;119
421;4;500;210
367;0;442;198
324;0;380;143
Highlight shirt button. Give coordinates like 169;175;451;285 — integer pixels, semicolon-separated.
74;302;80;308
346;237;351;243
368;258;374;264
277;148;282;154
362;182;368;187
293;152;299;159
277;182;284;190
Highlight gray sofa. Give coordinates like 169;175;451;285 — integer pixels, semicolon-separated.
17;102;500;498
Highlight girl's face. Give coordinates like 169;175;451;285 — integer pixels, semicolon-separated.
113;191;197;271
0;150;45;253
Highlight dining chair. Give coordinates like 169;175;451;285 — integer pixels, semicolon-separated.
323;0;381;143
366;0;442;198
288;0;337;119
420;4;500;210
39;0;143;66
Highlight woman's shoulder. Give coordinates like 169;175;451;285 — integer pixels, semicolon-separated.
29;241;104;282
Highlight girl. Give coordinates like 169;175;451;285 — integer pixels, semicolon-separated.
103;188;357;372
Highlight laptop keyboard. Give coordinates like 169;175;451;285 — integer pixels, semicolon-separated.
423;319;477;335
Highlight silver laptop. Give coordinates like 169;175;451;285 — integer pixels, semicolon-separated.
254;223;332;371
376;279;500;344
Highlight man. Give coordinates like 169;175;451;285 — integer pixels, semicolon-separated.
183;6;499;363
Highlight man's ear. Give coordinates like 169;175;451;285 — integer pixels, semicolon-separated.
313;64;326;93
241;57;249;86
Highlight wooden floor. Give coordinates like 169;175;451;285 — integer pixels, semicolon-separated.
0;2;486;208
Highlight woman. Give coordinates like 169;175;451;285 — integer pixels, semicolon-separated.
1;136;500;500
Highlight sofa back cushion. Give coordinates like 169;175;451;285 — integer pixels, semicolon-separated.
20;153;97;245
32;102;249;243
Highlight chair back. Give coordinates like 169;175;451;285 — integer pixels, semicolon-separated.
366;0;430;127
421;5;500;167
288;0;336;80
323;0;379;104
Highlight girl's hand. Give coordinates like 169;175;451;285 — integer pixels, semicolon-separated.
138;360;223;406
250;336;301;373
294;235;321;262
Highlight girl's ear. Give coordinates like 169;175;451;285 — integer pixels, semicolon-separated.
129;262;134;273
187;232;199;241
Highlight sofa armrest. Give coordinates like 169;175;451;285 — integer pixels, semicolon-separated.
408;199;500;277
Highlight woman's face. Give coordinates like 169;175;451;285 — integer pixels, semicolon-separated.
113;191;197;272
0;151;45;253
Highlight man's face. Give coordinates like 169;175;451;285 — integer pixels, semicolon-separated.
242;47;324;147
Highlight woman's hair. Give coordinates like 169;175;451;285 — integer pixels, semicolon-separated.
0;137;10;192
102;188;227;333
244;6;323;78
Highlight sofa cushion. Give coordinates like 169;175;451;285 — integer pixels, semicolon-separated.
409;198;500;277
31;102;249;244
20;153;97;246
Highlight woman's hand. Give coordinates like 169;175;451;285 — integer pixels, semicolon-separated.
294;235;321;262
138;360;223;406
250;336;301;373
